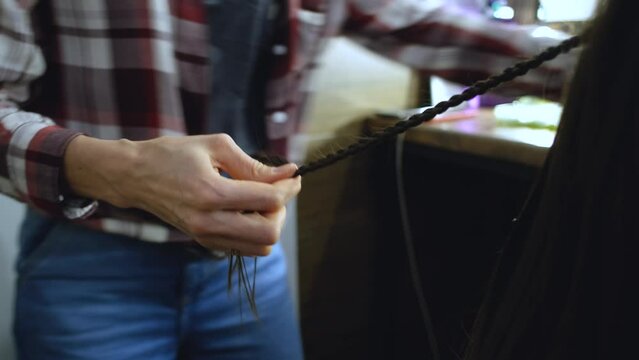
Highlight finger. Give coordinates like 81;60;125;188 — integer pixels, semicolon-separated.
209;176;301;212
261;207;287;226
196;237;274;257
206;207;287;246
208;134;297;182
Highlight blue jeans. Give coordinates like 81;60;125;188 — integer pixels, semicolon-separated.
13;210;303;360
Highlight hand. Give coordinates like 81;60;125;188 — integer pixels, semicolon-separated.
64;134;301;256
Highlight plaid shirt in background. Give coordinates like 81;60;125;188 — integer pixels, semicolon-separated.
0;0;575;242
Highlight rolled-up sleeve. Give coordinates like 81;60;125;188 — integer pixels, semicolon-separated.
1;0;96;218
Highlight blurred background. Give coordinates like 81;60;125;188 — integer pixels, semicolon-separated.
0;199;23;360
296;1;597;359
0;0;597;359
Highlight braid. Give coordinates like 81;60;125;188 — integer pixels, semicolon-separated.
293;35;582;177
236;36;582;317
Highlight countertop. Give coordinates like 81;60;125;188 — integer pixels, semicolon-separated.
368;108;557;168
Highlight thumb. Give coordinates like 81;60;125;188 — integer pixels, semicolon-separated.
211;134;297;182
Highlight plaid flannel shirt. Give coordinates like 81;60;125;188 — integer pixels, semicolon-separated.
0;0;574;242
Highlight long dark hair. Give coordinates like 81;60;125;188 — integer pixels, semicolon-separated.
465;0;639;359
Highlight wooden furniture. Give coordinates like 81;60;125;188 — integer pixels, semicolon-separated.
299;109;554;359
371;108;553;167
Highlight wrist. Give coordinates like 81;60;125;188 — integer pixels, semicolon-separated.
64;135;139;208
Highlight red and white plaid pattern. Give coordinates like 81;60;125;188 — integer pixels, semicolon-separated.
1;0;575;242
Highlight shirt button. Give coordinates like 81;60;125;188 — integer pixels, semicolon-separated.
272;44;288;55
271;112;288;124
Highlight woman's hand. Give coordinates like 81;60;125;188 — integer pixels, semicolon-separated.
64;134;301;256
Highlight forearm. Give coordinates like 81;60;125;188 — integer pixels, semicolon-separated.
346;1;564;56
345;1;576;96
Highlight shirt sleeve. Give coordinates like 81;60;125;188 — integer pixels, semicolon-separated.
344;0;578;98
0;0;97;219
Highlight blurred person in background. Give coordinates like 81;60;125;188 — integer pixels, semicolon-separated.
0;0;574;358
465;0;639;359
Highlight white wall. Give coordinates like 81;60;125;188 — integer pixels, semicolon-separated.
0;197;24;360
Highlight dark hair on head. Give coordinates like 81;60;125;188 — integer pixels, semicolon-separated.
465;0;639;359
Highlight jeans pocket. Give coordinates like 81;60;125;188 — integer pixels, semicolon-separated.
16;210;64;279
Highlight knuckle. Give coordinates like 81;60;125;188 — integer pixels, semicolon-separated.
186;215;209;236
261;224;280;245
197;181;225;208
266;192;285;210
258;193;278;211
213;133;234;147
275;191;286;207
183;180;211;209
256;246;273;257
192;198;212;211
250;161;265;178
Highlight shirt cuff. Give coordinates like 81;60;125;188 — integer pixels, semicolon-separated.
4;111;98;219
